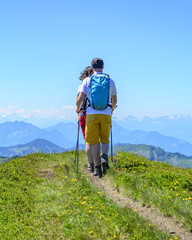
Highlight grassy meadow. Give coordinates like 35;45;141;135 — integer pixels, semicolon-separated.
1;151;191;239
106;152;192;231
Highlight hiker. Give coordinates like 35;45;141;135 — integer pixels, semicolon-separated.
76;58;117;178
77;66;93;138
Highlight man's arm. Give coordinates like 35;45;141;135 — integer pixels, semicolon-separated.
76;92;86;113
111;95;117;110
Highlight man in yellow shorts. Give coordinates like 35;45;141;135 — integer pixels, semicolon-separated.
76;58;117;178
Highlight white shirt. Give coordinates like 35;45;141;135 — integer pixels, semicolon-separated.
78;73;117;116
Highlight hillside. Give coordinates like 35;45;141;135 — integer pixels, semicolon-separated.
0;156;13;164
1;151;192;239
0;139;65;158
113;144;192;168
1;139;192;169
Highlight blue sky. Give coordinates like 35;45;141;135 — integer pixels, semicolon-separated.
1;0;192;124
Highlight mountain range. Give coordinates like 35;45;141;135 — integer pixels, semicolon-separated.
112;122;192;156
115;115;192;143
0;121;82;149
1;120;192;156
2;114;192;143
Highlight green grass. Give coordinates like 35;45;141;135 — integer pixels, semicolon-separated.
106;151;192;231
0;151;173;239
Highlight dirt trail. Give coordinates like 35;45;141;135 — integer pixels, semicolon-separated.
86;170;192;240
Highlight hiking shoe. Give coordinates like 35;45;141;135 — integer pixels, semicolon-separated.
94;165;102;178
101;154;109;175
88;163;94;173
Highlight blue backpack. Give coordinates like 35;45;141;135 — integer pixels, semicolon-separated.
89;73;111;110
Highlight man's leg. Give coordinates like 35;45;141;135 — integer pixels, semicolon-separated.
102;143;109;155
101;143;109;173
91;143;100;166
86;144;94;173
100;115;111;174
91;143;102;178
85;115;102;177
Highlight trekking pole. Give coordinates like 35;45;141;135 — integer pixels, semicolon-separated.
74;114;80;173
110;124;113;163
111;105;117;163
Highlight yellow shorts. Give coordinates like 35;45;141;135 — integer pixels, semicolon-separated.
85;114;111;145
